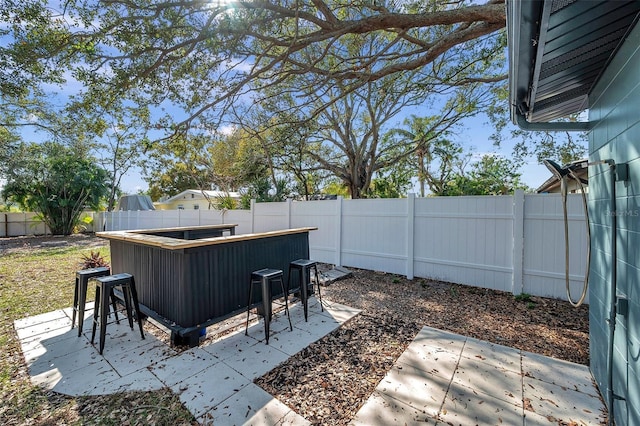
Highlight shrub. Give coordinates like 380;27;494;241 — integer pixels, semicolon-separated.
81;251;110;269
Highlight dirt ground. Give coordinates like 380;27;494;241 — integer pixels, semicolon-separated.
0;233;108;255
2;234;592;425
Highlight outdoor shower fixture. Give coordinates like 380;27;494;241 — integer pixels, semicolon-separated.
543;159;590;307
545;158;629;426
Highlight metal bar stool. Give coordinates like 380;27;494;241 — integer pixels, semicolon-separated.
72;267;112;337
91;273;145;354
245;268;292;344
287;259;323;322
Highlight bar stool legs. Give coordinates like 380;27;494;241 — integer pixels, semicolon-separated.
245;268;293;344
288;259;323;322
91;273;145;354
72;267;111;336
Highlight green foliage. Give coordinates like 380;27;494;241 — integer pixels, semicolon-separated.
81;251;110;269
449;286;459;298
321;180;350;198
239;176;293;209
515;293;532;302
367;168;412;199
389;116;466;197
442;155;530;196
1;142;110;235
515;293;536;309
213;193;238;210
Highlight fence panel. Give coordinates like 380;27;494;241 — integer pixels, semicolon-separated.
1;212;49;237
291;199;340;265
252;201;289;232
340;198;409;274
413;196;515;292
4;194;590;304
223;210;252;234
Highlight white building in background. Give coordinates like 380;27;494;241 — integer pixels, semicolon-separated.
155;189;241;210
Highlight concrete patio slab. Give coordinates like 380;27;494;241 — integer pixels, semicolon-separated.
461;336;522;374
523;375;604;424
439;381;525;426
90;366;165;395
350;389;437;425
173;362;251;419
453;355;524;407
350;325;606;425
394;338;461;380
521;350;600;397
374;361;449;417
200;331;260;361
199;383;304;426
14;300;604;425
149;347;220;388
224;342;292;380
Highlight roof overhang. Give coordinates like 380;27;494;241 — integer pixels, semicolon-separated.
508;0;640;131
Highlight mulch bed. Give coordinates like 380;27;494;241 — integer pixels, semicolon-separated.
256;268;590;425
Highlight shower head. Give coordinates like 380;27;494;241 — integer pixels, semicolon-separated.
543;159;570;180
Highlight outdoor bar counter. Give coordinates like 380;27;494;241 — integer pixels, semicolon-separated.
97;225;317;346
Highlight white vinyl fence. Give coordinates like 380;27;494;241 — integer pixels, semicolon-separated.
2;191;589;303
0;212;100;237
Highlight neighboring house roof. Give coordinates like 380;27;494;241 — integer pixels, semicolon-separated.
508;1;640;126
536;158;588;193
157;189;241;205
116;194;155;211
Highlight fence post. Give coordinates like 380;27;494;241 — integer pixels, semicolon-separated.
335;196;343;266
512;189;525;295
250;199;256;233
286;198;292;228
406;193;415;280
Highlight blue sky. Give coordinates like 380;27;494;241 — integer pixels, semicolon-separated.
18;91;554;195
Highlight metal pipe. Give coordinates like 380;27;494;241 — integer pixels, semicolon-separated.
515;109;592;132
606;162;617;426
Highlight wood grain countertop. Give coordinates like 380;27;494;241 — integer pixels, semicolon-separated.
97;226;318;250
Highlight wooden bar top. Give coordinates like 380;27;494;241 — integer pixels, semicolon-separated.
130;224;237;234
97;226;317;250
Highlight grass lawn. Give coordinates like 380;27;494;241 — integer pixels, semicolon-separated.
0;240;195;425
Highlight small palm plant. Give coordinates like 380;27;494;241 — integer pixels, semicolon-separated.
81;251;110;269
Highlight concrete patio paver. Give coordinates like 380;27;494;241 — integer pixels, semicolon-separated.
14;298;605;425
351;325;606;425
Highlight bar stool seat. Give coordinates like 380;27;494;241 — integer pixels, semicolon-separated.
91;273;145;354
72;267;111;337
288;259;323;321
245;268;292;344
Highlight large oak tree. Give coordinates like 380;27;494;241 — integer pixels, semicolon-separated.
3;0;509;197
3;0;506;125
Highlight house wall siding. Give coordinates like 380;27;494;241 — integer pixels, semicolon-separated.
588;22;640;426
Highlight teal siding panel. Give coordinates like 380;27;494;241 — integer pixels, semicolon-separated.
589;309;608;393
629;354;640;426
588;272;608;318
588;21;640;426
622;264;640;342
